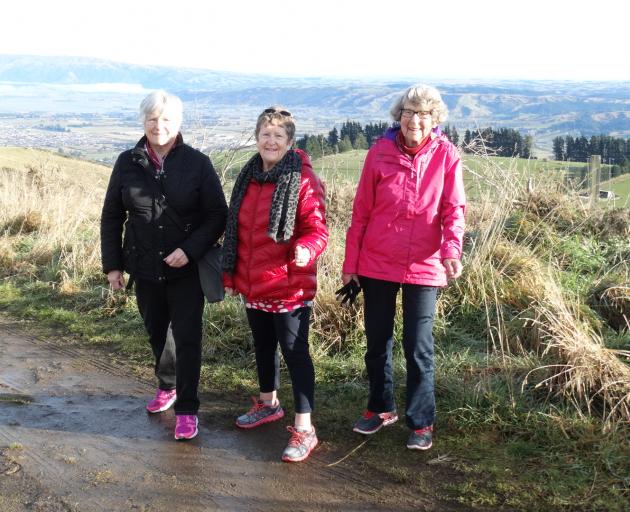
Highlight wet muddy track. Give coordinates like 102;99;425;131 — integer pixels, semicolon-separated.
0;317;465;511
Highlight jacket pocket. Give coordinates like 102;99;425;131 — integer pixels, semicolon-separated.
122;223;141;275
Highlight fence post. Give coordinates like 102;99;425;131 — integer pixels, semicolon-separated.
589;155;602;208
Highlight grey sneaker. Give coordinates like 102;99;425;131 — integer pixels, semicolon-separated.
407;426;433;450
352;410;398;434
235;397;284;429
281;426;318;462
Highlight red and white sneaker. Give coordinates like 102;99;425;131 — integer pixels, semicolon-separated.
352;410;398;434
235;397;284;429
281;426;318;462
407;425;433;450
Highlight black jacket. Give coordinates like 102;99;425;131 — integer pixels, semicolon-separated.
100;136;228;282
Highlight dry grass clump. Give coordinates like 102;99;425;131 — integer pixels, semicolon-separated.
322;179;356;232
310;185;364;356
526;286;630;426
524;190;587;232
455;158;630;426
586;208;630;238
0;237;17;271
312;294;363;356
0;161;103;283
2;211;43;235
588;279;630;333
462;232;630;425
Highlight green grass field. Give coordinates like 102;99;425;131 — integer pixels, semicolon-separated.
310;150;630;203
606;174;630;206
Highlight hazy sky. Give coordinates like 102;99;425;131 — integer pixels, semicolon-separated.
2;0;628;81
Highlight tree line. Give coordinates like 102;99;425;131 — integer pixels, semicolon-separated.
297;122;630;170
459;127;533;158
295;121;389;159
552;135;630;167
296;121;533;160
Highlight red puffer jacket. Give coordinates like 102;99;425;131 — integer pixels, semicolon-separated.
224;149;328;301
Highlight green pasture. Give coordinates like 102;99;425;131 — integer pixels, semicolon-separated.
607;174;630;207
309;150;630;203
311;150;594;182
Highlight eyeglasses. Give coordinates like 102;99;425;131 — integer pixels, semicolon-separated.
400;109;433;119
263;108;292;117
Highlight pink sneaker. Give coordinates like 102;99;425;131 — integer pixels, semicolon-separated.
174;415;198;440
146;389;177;414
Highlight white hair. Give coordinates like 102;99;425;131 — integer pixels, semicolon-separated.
139;90;184;126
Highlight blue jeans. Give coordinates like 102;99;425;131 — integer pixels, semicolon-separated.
360;276;438;430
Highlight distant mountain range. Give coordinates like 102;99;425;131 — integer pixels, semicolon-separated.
1;55;628;154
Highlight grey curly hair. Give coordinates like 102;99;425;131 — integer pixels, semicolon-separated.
389;84;448;125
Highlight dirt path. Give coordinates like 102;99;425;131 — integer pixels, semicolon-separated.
0;317;468;511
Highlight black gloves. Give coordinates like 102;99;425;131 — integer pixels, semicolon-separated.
335;280;362;306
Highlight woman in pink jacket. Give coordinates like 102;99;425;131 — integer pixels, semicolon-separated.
342;85;465;450
223;107;328;462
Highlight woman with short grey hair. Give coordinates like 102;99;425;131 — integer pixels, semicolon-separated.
101;90;227;441
342;84;465;451
139;90;183;125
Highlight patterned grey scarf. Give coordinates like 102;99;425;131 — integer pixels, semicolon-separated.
223;150;302;275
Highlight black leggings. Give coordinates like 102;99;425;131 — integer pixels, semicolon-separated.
245;307;315;414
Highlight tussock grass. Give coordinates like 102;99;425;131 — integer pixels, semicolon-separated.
451;149;630;428
525;286;630;425
589;277;630;333
0;160;103;286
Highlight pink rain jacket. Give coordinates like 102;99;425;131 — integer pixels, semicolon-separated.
343;128;465;287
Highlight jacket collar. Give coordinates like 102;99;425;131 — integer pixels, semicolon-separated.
383;125;442;141
382;126;443;157
134;132;184;152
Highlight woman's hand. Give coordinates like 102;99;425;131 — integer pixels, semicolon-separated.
225;287;237;296
342;273;360;286
107;270;125;290
443;258;463;280
164;248;189;268
294;245;311;267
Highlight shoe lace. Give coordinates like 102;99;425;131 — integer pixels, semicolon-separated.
286;426;309;447
362;410;375;419
246;397;266;414
414;426;433;435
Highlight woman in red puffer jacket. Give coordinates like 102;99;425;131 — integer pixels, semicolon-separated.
223;106;328;463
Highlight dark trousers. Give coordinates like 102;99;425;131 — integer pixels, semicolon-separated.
245;307;315;414
360;276;438;430
135;272;204;415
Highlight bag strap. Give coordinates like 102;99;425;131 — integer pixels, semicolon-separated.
141;168;190;234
